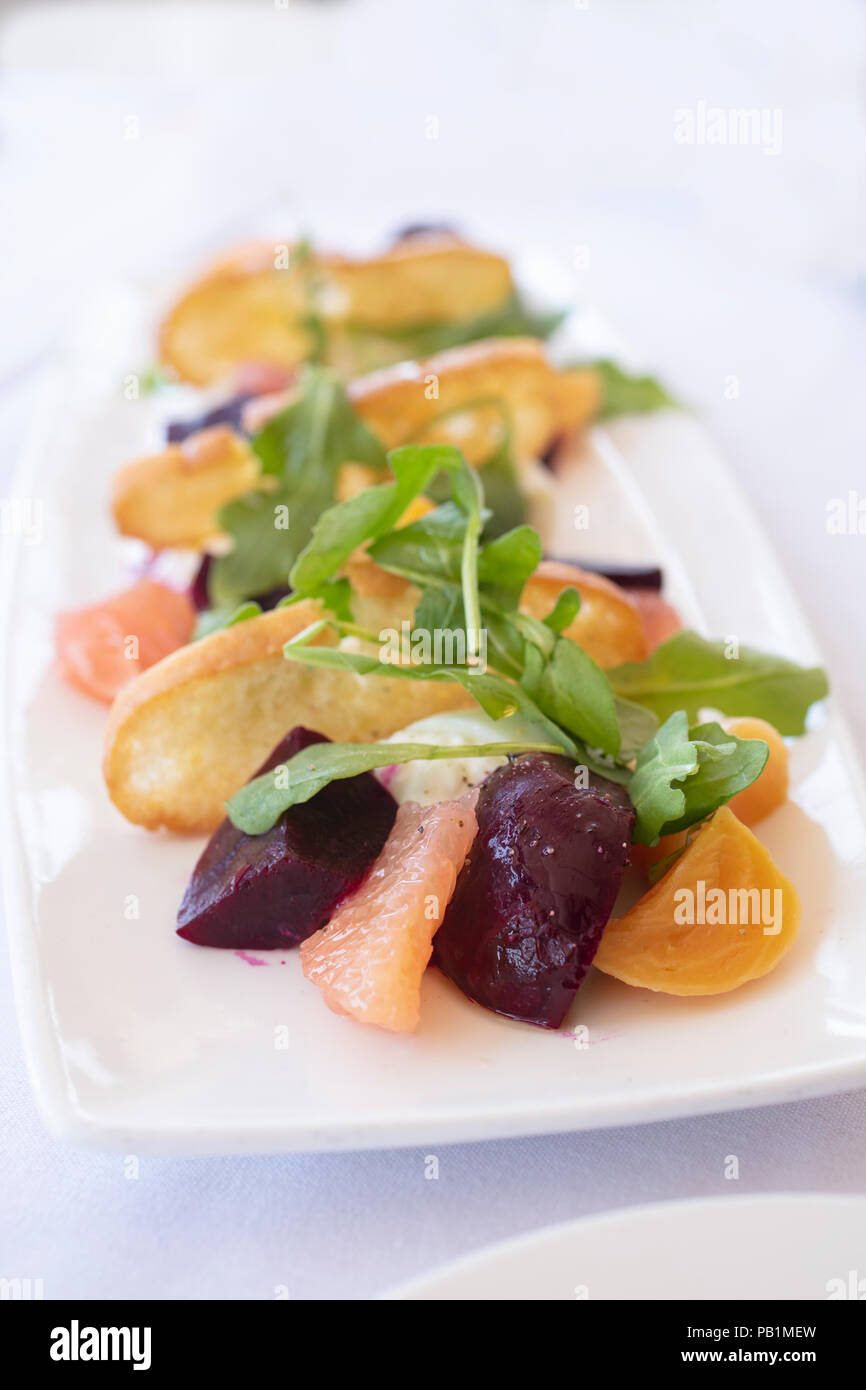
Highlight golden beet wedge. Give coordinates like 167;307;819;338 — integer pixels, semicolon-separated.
595;807;800;995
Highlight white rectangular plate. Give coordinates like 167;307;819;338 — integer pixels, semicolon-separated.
3;283;866;1153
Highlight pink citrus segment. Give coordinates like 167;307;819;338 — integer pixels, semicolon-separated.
300;792;479;1033
56;579;195;704
630;588;682;651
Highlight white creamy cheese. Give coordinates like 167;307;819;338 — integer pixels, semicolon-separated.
377;709;538;806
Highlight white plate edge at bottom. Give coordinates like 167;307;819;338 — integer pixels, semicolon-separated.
384;1192;866;1300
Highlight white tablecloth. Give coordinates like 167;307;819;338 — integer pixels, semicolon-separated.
1;0;865;1299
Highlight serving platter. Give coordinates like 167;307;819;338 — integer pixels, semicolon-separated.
3;279;866;1153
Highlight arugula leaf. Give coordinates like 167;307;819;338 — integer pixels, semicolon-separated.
415;399;527;540
245;444;829;834
477;526;542;609
251;366;384;480
367;504;465;587
290;444;463;597
511;609;555;654
293;442;490;672
208;490;293;606
479;602;528;677
208;367;386;607
672;721;769;832
588;359;678;419
450;669;581;758
365;502;539;690
194;601;262;641
542;586;581;634
518;640;546;701
227;737;564;833
368;518;540;629
455;461;485;668
629;711;769;844
610;631;829;735
537;637;621;756
628;712;703;845
413;583;465;638
282;634;441;680
614;696;659;761
647;825;700;884
472;435;528;539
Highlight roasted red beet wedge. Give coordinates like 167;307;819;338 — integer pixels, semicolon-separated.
177;727;397;950
433;753;634;1028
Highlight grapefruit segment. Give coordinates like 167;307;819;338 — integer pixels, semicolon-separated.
630;588;682;651
56;579;195;704
300;792;478;1033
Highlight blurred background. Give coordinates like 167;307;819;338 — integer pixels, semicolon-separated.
1;0;865;1299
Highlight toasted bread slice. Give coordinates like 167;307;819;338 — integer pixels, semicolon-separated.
159;236;514;386
347;338;599;464
103;561;645;832
111;340;600;551
525;561;649;669
103;602;470;833
243;340;601;461
111;426;264;550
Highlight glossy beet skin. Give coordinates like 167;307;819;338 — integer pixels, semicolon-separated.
177;728;397;950
433;753;635;1028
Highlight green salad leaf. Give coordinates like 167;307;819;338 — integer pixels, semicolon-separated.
463;431;527;540
673;722;770;832
228;737;562;834
613;696;659;761
628;712;769;845
542;586;581;635
207;491;291;606
289;444;462;598
647;825;701;884
251;366;385;481
208;366;386;607
587;359;678;419
411;389;528;540
224;443;829;839
365;512;540;615
610;632;829;735
537;637;621;756
194;601;262;641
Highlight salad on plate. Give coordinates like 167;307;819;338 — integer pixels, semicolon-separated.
55;226;829;1037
